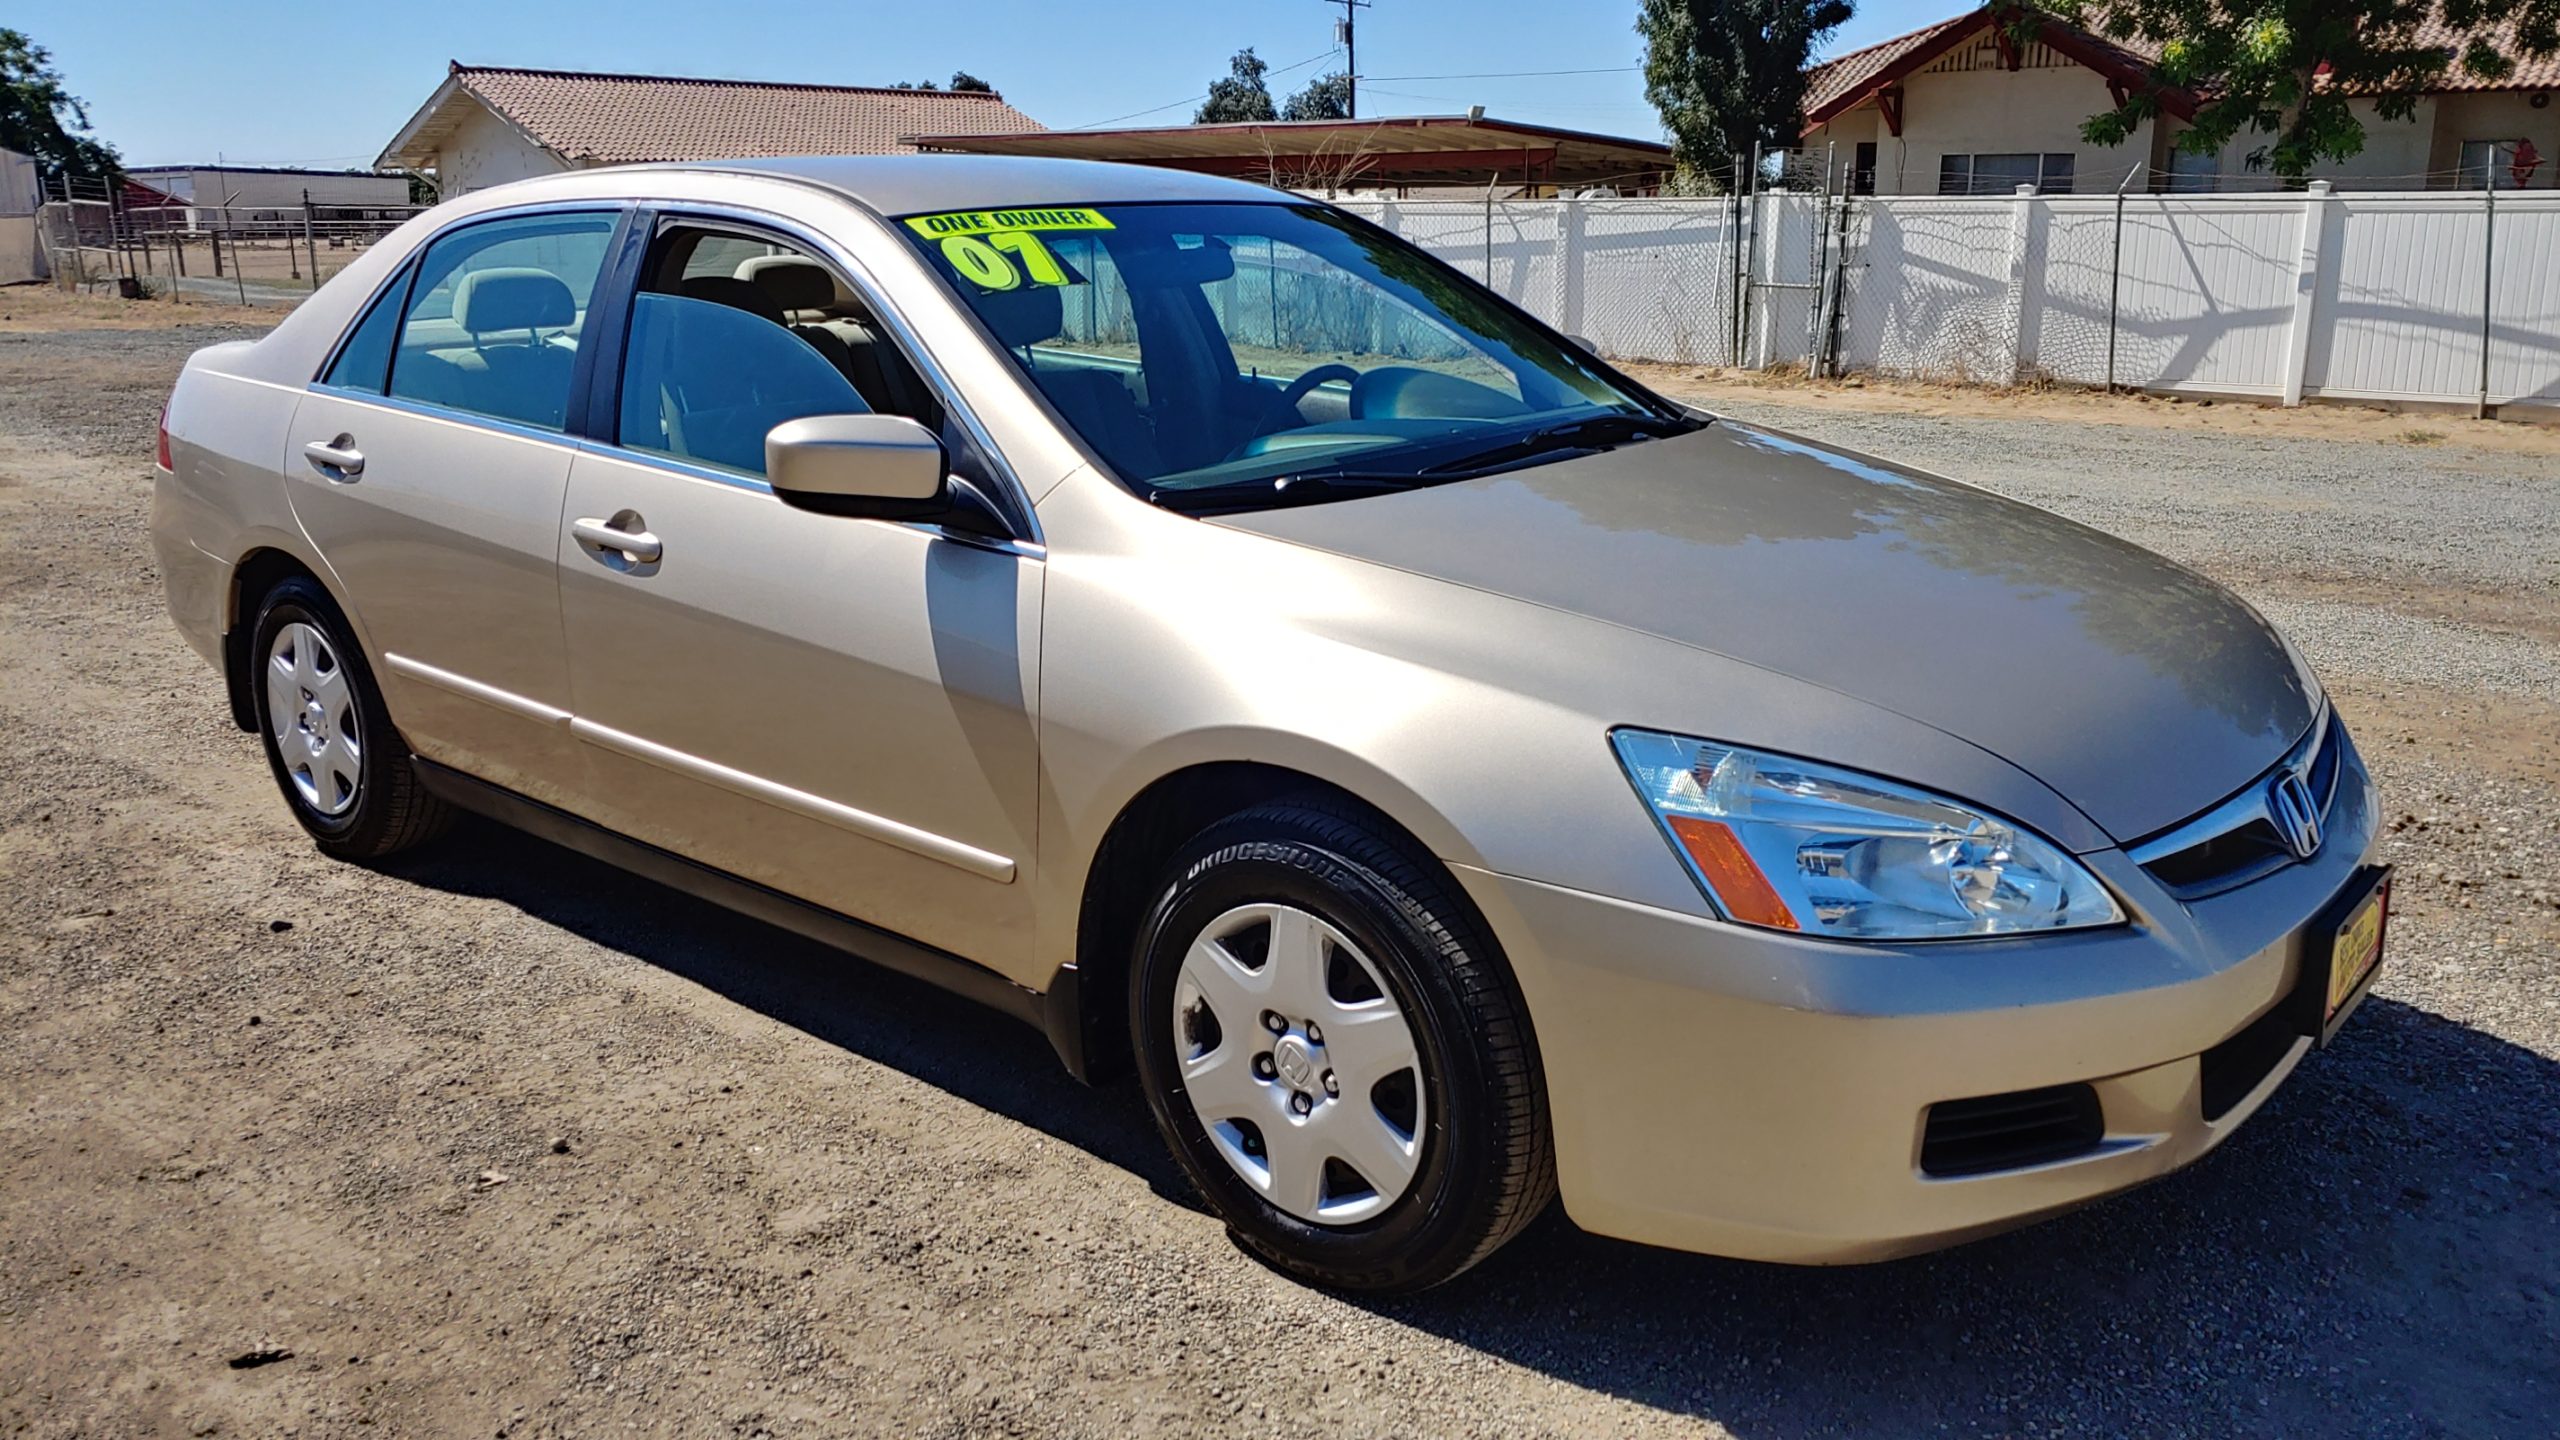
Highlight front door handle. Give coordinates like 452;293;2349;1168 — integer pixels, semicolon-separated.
571;514;663;565
303;436;364;479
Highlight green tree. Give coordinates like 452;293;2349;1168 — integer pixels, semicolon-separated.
0;28;119;183
948;71;995;93
1196;48;1278;123
1281;72;1353;121
1638;0;1853;182
2049;0;2560;180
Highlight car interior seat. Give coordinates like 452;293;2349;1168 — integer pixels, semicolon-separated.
977;284;1163;478
734;256;941;426
439;266;579;429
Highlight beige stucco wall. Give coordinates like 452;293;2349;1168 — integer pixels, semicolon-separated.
1809;60;2155;195
1908;61;2148;194
2161;97;2441;190
2424;91;2560;187
434;101;573;195
1816;48;2559;194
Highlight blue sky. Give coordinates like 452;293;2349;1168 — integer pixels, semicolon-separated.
47;0;1952;169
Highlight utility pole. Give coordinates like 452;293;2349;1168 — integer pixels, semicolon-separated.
1323;0;1372;118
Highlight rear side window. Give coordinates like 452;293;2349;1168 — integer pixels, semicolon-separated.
386;212;617;432
320;269;409;393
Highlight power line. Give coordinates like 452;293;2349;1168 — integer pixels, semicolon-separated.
1362;66;1642;81
1062;46;1340;130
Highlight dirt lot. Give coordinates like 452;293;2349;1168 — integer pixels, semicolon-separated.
3;291;2556;1438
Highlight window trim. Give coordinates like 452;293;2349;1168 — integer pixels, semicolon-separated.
313;256;420;393
584;202;1040;547
1937;152;2076;196
2456;138;2527;190
307;201;634;441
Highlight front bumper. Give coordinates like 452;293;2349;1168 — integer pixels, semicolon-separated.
1454;735;2380;1264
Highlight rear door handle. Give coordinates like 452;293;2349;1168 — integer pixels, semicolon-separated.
303;436;364;479
571;515;663;565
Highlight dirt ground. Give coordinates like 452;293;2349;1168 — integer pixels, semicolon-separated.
1620;360;2560;458
2;296;2556;1439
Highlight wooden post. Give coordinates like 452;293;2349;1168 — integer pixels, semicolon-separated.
302;192;320;288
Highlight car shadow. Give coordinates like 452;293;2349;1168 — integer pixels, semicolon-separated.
379;822;2558;1437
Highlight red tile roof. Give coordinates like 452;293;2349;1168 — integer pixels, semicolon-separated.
449;64;1042;165
1804;5;2556;126
1803;10;1989;120
2400;16;2560;91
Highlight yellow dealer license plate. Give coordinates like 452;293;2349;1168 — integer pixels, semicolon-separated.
2315;868;2390;1045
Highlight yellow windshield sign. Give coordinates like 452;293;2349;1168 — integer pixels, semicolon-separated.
904;207;1116;239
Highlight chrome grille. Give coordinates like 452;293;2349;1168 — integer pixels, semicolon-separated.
2130;706;2343;900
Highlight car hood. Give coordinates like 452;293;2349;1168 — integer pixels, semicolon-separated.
1210;421;2317;844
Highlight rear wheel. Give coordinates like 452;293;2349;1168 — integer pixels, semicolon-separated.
1130;798;1554;1292
249;577;451;860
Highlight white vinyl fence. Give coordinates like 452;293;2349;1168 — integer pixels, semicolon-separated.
1337;186;2560;416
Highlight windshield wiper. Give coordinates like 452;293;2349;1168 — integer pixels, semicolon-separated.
1414;412;1701;476
1153;412;1705;516
1153;470;1428;516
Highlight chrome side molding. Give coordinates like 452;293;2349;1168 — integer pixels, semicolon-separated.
568;717;1018;884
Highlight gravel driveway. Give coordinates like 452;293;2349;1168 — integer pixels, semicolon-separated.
2;317;2555;1439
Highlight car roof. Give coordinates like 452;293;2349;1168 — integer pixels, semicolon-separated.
646;154;1290;217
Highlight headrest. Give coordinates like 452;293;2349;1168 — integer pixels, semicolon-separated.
677;275;787;326
452;267;574;334
735;255;841;313
976;284;1062;349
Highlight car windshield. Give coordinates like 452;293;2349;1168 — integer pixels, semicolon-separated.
896;201;1690;509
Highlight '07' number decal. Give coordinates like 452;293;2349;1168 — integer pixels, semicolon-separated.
939;231;1072;292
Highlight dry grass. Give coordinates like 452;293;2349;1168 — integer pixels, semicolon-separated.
0;282;282;333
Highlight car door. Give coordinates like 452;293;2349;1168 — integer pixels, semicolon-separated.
285;207;624;803
554;217;1043;973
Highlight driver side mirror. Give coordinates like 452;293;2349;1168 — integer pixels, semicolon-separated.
764;414;1009;540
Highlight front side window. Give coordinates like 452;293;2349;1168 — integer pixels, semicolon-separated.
898;202;1685;509
386;211;617;432
615;223;948;477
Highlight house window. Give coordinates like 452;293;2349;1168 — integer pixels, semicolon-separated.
2167;148;2218;193
1852;142;1879;196
2456;139;2526;189
1936;153;2076;196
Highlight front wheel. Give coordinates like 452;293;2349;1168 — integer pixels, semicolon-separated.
1130;799;1554;1293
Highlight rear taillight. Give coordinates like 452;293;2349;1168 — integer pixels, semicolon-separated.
156;404;173;472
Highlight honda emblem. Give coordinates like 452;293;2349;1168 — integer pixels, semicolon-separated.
2269;769;2323;860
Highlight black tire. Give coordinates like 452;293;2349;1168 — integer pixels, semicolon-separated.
1130;796;1555;1293
248;576;452;860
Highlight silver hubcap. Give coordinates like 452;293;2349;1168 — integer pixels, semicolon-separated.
265;621;361;817
1173;903;1427;1225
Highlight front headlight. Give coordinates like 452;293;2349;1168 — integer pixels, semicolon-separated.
1611;729;2124;941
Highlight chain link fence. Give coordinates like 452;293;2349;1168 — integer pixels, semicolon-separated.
38;192;427;304
1335;176;2556;415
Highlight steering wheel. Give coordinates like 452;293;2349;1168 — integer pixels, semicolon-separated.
1277;363;1364;417
1224;364;1367;462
